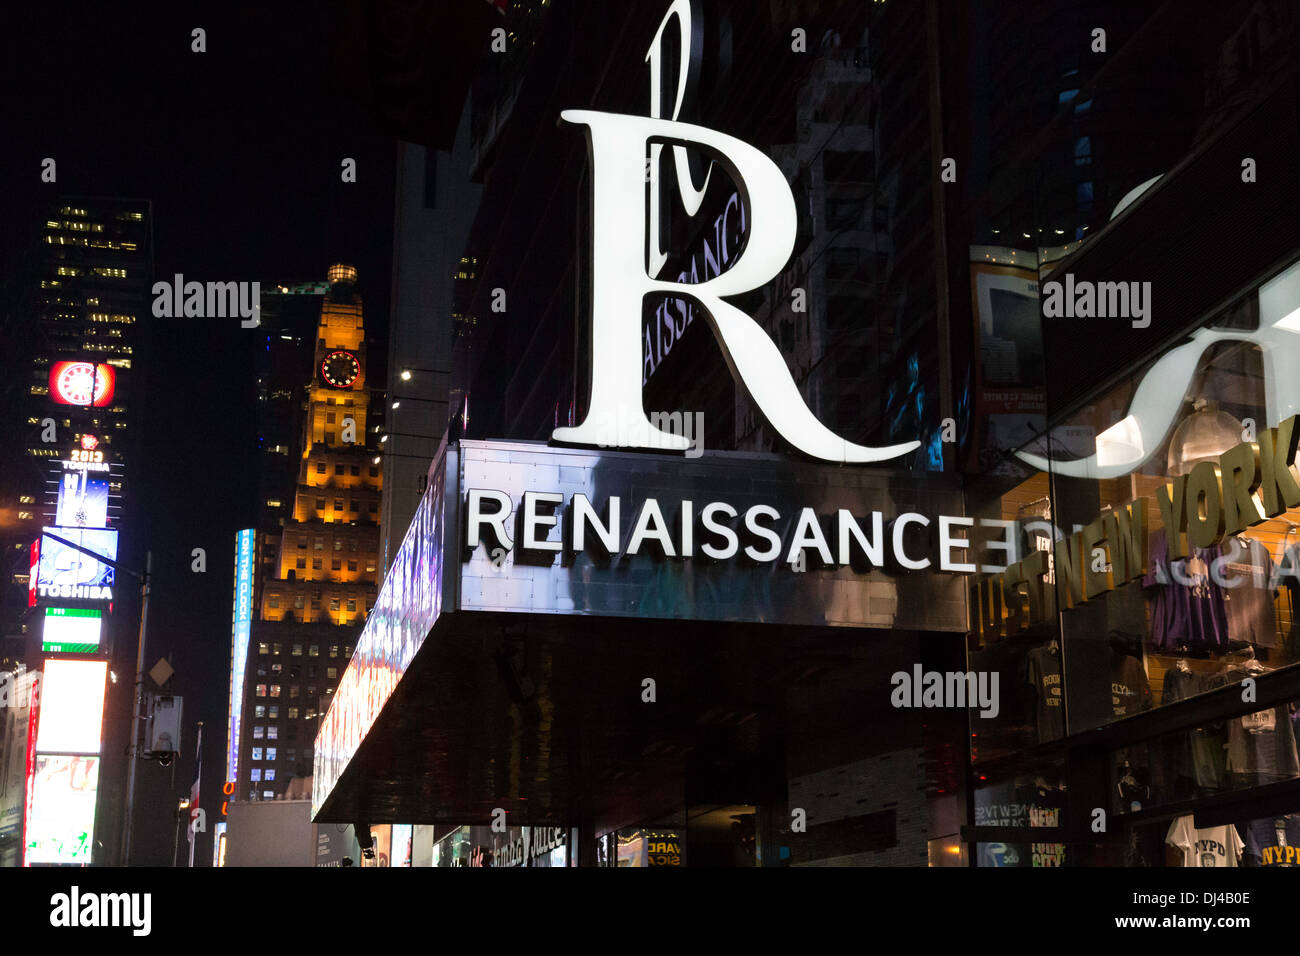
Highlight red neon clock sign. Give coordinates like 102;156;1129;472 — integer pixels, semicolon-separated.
49;362;116;407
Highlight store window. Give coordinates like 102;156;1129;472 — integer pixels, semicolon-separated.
967;258;1300;762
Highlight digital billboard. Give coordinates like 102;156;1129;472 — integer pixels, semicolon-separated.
23;754;99;865
36;527;117;602
48;361;116;407
41;608;103;654
35;659;107;754
227;529;255;781
55;471;110;528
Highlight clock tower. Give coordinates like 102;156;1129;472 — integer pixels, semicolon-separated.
260;263;383;626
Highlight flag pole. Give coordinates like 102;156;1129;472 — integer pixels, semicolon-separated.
187;720;203;867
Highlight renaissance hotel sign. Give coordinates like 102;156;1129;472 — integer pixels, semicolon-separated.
312;440;969;815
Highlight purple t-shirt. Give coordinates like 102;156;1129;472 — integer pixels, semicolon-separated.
1143;529;1229;652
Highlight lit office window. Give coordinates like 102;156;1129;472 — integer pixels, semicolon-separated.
255;684;266;698
270;685;281;698
253;726;265;739
265;769;276;781
250;769;261;782
252;748;262;761
258;643;268;655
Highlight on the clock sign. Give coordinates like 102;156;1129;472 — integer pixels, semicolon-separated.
320;350;360;388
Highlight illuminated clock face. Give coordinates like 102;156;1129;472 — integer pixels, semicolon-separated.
320;350;361;388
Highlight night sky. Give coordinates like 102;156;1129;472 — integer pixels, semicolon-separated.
1;3;398;864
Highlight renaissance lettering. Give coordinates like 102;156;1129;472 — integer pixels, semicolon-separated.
464;488;994;572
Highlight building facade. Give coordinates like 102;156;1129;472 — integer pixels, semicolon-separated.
0;196;151;866
231;267;380;803
312;0;1300;867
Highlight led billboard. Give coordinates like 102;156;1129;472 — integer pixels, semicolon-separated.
48;361;116;407
227;529;255;781
41;608;103;654
24;754;99;865
36;527;117;602
54;471;109;528
36;659;107;754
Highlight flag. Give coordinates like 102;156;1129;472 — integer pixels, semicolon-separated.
187;724;202;865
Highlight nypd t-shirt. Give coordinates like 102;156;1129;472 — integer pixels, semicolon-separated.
1166;815;1243;867
1245;816;1300;867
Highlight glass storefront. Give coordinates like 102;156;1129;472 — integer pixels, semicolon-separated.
966;255;1300;865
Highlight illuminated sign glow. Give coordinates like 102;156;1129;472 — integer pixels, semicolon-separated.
48;362;116;407
55;471;109;528
42;607;103;653
227;529;255;782
35;658;107;754
36;527;117;602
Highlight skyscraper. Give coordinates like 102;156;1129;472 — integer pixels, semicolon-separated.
0;196;151;866
232;266;381;802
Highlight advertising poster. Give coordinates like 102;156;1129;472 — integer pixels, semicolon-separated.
24;753;99;865
54;471;110;528
966;248;1047;474
37;526;118;595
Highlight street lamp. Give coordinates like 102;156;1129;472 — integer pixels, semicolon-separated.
172;797;191;868
398;366;450;382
